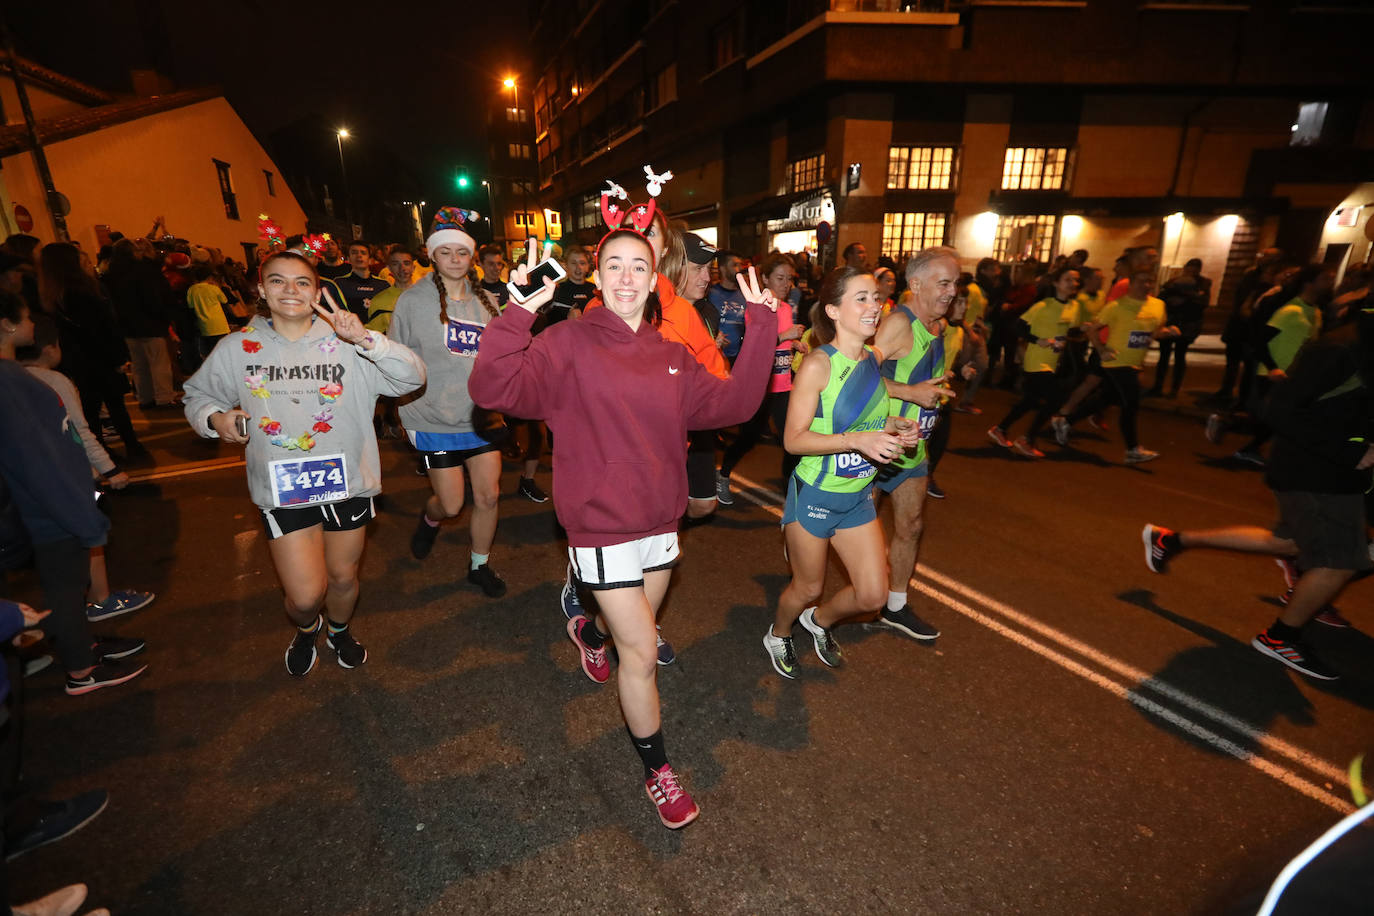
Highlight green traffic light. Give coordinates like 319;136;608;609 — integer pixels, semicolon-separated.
457;175;469;188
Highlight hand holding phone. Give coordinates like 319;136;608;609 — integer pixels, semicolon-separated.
507;239;566;307
235;414;250;438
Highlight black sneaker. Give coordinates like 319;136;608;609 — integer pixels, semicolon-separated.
65;661;147;696
3;790;108;861
1251;632;1339;680
411;511;440;560
325;626;368;669
92;635;146;663
285;617;321;676
517;477;549;503
468;564;507;598
1141;523;1179;573
870;604;940;641
926;479;946;499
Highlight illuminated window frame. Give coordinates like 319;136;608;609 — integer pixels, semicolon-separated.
1001;147;1072;191
886;146;959;191
881;212;949;261
789;154;825;193
993;214;1058;262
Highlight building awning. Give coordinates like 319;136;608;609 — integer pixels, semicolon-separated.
731;187;832;223
0;88;219;158
988;193;1288;218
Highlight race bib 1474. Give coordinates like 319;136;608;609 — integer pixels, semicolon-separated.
447;319;485;356
269;453;349;507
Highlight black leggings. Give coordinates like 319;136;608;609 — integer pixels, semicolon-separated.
77;372;141;453
1152;336;1195;393
33;537;96;673
927;405;952;474
1069;366;1142;450
996;371;1063;442
720;390;795;481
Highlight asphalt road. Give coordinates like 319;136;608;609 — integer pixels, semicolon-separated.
7;365;1372;916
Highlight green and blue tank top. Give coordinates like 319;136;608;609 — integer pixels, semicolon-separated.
881;304;946;469
794;344;890;494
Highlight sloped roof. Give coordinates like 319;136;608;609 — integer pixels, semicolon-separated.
0;53;115;106
0;87;220;157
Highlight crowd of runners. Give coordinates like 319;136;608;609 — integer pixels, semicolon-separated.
0;163;1370;862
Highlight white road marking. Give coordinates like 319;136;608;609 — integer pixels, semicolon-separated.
729;472;1358;813
129;459;246;483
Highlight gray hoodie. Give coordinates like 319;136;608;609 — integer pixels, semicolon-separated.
387;279;504;435
183;315;425;510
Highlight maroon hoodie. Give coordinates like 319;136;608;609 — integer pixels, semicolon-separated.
470;301;773;547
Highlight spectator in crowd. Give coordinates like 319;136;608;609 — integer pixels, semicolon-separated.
103;239;177;408
317;237;351;281
552;247;596;323
842;242;870;272
706;250;747;363
1148;258;1211;398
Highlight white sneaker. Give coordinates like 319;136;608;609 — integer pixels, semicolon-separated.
1125;447;1159;464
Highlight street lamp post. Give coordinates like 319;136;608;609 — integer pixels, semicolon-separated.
481;179;497;246
335;128;352;235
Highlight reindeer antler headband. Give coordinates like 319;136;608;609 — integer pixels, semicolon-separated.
596;164;674;263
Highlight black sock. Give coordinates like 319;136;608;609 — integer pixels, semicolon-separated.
681;513;712;529
629;727;668;777
1268;619;1302;642
297;617;321;635
1161;531;1182;551
326;619;349;636
579;618;606;649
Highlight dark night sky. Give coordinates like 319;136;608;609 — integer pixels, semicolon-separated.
9;1;531;210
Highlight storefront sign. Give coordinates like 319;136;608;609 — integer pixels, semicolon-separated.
774;192;834;233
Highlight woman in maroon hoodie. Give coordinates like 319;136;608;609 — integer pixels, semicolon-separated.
470;230;775;829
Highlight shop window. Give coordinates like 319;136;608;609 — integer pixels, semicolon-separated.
887;146;958;191
263;170;276;197
213;159;239;220
1001;147;1072;191
881;212;949;260
994;214;1058;262
789;154;825;193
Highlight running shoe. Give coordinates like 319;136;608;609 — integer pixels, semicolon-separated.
285;617;320;677
1205;412;1225;445
1141;524;1179;573
656;626;676;666
926;479;946;499
1012;437;1044;459
410;512;440;559
799;607;843;667
870;604;940;641
517;477;549;503
566;615;610;684
468;564;508;598
1251;632;1339;680
1275;557;1299;591
3;790;108;861
715;472;734;506
763;626;799;679
86;589;155;622
326;627;368;668
1124;447;1159;464
1232;449;1265;467
65;660;148;696
22;655;52;678
1087;414;1110;432
952;403;982;415
644;763;699;829
986;426;1012;448
1051;416;1071;446
1314;608;1352;628
92;636;146;663
560;567;583;620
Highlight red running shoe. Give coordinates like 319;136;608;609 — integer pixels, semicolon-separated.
1275;557;1299;591
566;616;610;684
986;426;1012;448
644;764;700;829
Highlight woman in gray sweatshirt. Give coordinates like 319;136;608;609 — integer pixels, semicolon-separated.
387;212;509;598
184;250;424;676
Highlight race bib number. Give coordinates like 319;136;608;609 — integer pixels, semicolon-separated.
446;319;484;356
773;348;793;375
916;406;940;438
835;450;877;480
1127;329;1152;349
270;453;349;508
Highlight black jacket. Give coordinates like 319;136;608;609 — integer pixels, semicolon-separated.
105;259;173;338
1263;325;1373;494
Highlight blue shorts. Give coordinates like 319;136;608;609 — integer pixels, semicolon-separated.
782;476;877;539
875;459;928;494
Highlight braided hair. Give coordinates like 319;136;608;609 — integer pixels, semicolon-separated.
433;259;501;323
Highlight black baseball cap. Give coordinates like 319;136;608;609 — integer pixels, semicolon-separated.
683;232;717;265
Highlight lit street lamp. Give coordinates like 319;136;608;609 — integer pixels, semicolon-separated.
335;128;352;233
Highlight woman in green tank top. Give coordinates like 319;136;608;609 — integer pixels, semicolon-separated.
763;267;921;679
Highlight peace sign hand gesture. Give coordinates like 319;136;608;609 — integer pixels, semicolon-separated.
509;238;558;315
314;288;374;348
736;266;778;313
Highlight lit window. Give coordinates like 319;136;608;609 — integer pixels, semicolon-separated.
1001;147;1072;191
506;107;529;123
881;213;949;260
994;214;1058;262
1290;101;1328;147
513;211;537;228
508;143;532;159
886;147;958;190
789;154;825;193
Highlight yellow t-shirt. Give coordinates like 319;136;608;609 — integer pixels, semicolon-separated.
365;285;402;333
943;322;965;364
1260;297;1321;376
966;282;988;327
1098;295;1164;369
1076;289;1106;322
187;281;230;336
1021;297;1082;374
